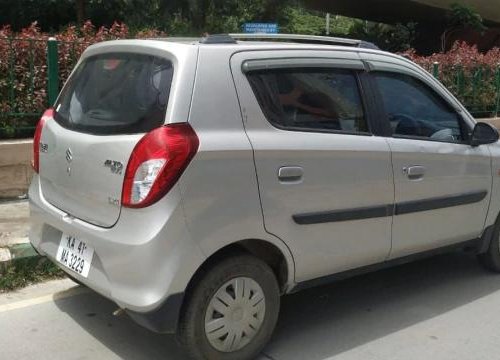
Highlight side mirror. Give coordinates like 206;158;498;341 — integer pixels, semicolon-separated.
470;122;499;147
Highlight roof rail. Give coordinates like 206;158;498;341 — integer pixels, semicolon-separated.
227;33;379;50
200;34;237;44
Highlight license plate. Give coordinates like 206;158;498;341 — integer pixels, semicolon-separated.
56;234;94;278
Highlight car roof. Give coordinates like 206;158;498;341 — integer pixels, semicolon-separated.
148;33;407;60
85;34;414;72
151;34;412;66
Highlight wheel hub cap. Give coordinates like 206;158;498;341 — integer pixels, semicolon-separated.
204;277;266;352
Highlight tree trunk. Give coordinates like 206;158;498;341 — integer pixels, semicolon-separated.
76;0;86;25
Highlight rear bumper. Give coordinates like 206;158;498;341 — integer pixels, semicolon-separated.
28;175;206;333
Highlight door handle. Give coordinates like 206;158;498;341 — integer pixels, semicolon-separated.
403;165;425;180
278;166;303;183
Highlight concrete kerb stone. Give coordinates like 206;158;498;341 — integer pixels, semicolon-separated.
0;199;42;274
0;248;10;262
0;139;33;199
0;243;43;274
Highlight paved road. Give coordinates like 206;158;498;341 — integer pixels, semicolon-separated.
2;252;500;360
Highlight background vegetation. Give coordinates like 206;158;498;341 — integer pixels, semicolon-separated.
0;1;497;139
0;0;417;51
404;41;500;118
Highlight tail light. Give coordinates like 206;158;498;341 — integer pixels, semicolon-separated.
122;123;199;208
32;108;54;173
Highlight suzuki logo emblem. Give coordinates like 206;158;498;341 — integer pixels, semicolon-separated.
65;148;73;163
65;148;73;176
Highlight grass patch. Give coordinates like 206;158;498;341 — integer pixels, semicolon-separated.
0;257;65;292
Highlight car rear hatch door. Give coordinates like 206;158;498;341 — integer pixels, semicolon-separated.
40;122;140;227
38;42;196;227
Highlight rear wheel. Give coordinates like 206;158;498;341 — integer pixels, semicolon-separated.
178;254;280;360
478;220;500;272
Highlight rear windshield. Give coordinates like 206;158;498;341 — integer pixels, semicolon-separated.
54;53;173;135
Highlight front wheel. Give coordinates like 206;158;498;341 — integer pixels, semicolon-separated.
178;254;280;360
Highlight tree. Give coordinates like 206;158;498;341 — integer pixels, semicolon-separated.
278;6;324;35
348;21;417;52
76;0;86;25
441;2;486;52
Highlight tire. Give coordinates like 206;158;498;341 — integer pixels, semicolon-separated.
478;220;500;272
178;254;280;360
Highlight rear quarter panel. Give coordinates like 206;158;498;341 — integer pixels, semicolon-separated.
179;45;295;288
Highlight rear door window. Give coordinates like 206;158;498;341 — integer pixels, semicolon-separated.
55;53;173;135
247;69;369;134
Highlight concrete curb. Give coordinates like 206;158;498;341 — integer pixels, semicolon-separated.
0;139;33;199
0;242;42;274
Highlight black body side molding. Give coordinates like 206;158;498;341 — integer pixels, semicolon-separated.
293;191;487;225
293;205;393;225
395;191;488;215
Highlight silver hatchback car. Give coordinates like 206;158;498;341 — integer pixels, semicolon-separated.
30;34;500;360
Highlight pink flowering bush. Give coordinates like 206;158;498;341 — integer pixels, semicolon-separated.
0;21;166;138
2;28;499;139
403;41;500;117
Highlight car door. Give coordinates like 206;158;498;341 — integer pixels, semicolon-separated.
231;50;395;282
365;60;492;259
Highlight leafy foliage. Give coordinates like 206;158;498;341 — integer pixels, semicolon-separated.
441;2;486;52
0;0;283;35
349;21;417;52
1;12;497;139
0;0;418;51
278;6;326;35
0;257;64;292
403;41;500;117
448;2;486;31
0;21;165;139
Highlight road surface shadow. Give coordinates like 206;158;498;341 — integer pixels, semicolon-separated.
264;252;500;359
55;252;500;360
54;288;189;359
